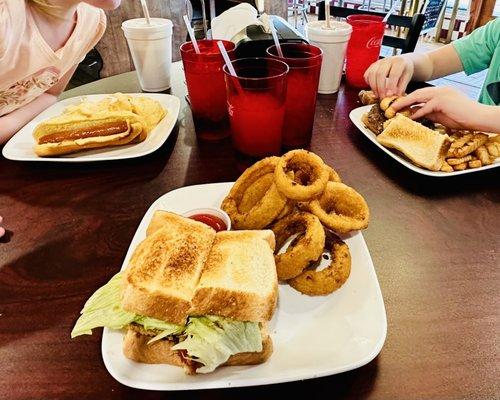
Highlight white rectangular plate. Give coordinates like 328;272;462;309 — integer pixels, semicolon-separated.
2;93;180;162
350;105;499;177
101;182;387;391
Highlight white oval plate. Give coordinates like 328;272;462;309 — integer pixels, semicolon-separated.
2;93;180;162
101;182;387;391
349;105;499;177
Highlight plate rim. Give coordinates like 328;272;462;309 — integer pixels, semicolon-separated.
101;182;387;391
2;93;180;162
349;105;499;177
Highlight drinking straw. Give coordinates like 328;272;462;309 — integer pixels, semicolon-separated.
183;15;200;54
269;19;284;58
325;0;331;29
217;41;237;77
383;1;399;23
140;0;151;25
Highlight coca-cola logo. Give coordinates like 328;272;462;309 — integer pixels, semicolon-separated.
367;37;382;48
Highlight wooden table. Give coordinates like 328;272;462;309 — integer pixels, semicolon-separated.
1;63;498;399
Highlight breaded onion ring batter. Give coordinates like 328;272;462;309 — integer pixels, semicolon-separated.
221;157;287;229
274;150;329;201
271;212;325;280
300;182;369;233
289;235;351;296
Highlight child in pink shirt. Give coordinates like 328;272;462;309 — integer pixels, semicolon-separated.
0;0;121;145
0;0;120;237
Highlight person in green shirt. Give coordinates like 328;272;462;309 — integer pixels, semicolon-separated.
364;18;500;132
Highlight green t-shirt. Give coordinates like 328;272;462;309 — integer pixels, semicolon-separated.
452;18;500;105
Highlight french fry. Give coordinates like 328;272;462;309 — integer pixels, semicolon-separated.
447;133;473;157
468;160;482;169
453;162;468;171
447;155;473;165
453;133;488;157
440;160;454;172
475;145;491;165
485;142;500;158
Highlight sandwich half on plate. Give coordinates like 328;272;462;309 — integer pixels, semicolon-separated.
71;212;278;374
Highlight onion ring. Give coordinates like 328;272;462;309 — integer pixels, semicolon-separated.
221;157;288;229
271;212;325;280
326;165;341;183
274;150;329;201
300;182;369;233
288;235;351;296
238;173;275;213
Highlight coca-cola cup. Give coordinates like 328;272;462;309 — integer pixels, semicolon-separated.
345;15;385;88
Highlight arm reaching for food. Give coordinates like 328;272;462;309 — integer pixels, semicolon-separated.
363;45;463;99
391;87;500;132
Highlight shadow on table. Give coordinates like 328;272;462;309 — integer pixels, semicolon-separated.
0;127;179;210
115;358;380;399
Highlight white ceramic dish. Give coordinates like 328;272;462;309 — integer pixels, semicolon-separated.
2;93;180;162
101;182;387;391
349;105;499;177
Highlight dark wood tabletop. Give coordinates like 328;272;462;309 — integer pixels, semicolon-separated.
0;63;499;400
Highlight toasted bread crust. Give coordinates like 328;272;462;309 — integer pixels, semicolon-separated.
122;213;216;324
123;329;273;372
191;230;278;322
377;114;450;171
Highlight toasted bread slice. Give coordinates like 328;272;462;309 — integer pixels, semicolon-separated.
123;327;273;374
122;212;216;325
191;230;277;322
377;114;450;171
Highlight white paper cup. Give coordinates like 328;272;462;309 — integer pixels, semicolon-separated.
122;18;173;92
306;20;352;94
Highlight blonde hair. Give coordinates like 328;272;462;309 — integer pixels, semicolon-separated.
27;0;61;17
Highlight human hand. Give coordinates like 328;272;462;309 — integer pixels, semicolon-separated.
364;56;414;99
391;87;483;130
0;216;5;238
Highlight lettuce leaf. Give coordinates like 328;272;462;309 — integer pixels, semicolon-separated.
71;272;183;339
172;316;262;373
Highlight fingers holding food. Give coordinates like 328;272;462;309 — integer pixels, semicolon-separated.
288;235;351;296
301;182;370;234
274;150;329;201
271;212;325;280
221;157;288;230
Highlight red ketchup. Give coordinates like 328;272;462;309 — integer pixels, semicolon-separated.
189;214;227;232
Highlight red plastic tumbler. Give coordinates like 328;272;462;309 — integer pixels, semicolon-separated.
180;40;236;141
345;15;385;88
223;58;289;158
267;43;323;148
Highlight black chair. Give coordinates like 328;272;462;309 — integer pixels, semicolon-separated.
317;3;425;53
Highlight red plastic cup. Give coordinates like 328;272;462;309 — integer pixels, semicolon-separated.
180;40;236;141
223;58;289;158
345;15;385;88
266;43;323;148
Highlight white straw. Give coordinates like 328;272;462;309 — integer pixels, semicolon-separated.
217;41;237;77
183;15;200;54
383;1;399;23
325;0;331;29
269;19;284;58
140;0;151;25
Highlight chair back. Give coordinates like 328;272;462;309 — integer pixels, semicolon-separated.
317;3;425;53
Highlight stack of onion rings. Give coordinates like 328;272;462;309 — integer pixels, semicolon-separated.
271;212;325;280
221;150;368;297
